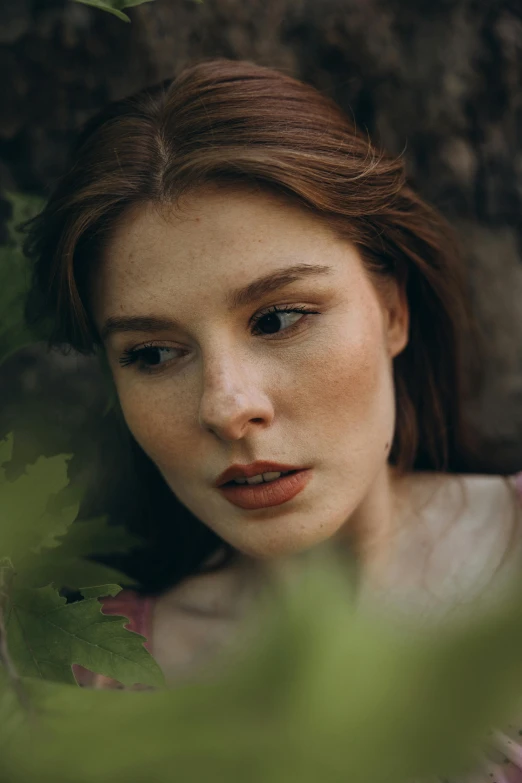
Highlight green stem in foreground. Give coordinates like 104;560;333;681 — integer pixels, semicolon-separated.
0;566;32;713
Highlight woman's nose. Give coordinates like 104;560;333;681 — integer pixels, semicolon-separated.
197;359;274;441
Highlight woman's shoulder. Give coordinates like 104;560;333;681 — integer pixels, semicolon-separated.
405;469;522;539
380;469;522;615
440;471;522;575
149;555;264;683
76;554;263;688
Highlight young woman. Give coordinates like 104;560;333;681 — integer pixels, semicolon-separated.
22;59;522;780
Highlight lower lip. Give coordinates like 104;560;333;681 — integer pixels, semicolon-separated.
219;469;312;510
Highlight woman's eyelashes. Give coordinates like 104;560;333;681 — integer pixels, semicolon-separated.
118;344;178;371
117;305;321;374
250;304;319;337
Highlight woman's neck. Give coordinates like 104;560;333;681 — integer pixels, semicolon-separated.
236;462;411;592
342;462;412;580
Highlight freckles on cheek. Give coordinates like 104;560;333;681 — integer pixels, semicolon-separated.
311;327;384;414
117;390;187;460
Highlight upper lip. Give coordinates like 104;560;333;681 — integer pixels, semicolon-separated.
215;461;306;487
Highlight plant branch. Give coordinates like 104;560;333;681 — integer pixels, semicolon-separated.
0;587;32;714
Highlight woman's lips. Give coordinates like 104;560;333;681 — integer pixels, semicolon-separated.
218;469;312;510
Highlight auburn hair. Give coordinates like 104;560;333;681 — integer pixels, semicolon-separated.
21;58;482;591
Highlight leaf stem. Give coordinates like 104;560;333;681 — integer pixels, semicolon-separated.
0;593;32;713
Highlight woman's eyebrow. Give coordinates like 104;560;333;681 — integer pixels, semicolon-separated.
101;263;333;342
226;263;332;309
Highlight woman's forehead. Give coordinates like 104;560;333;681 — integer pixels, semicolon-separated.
90;192;369;336
98;190;359;293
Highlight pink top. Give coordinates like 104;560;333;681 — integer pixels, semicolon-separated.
73;472;522;783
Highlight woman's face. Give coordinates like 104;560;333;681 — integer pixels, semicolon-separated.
92;187;409;560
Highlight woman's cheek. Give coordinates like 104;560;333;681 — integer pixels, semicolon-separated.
116;385;182;461
312;312;385;409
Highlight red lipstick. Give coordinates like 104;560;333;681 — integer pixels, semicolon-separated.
215;461;312;510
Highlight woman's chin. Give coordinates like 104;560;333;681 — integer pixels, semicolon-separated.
231;525;344;562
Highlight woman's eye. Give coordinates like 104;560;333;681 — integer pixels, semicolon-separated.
251;307;317;336
118;307;319;372
119;345;178;370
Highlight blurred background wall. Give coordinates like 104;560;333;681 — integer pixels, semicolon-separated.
0;0;521;535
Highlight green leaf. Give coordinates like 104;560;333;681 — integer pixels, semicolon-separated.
0;191;47;365
3;191;45;247
0;426;140;594
0;439;77;566
0;432;13;469
71;0;158;22
0;666;29;757
0;245;35;364
15;515;141;590
5;584;164;687
2;556;522;783
14;555;135;592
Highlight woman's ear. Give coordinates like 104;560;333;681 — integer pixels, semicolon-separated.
381;278;410;359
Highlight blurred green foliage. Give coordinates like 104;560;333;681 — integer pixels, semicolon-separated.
0;431;156;688
2;539;522;782
0;192;46;365
71;0;159;23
